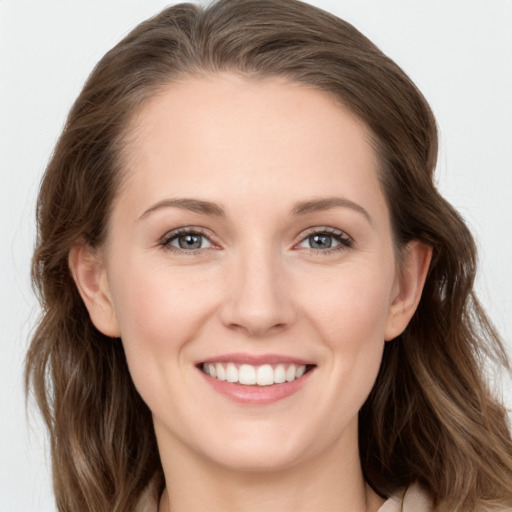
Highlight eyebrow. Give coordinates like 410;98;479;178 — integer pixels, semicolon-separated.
138;196;371;224
291;197;372;224
138;198;226;220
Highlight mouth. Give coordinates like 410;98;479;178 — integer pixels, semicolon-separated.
198;361;316;386
196;353;317;404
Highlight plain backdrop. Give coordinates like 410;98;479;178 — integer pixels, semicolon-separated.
1;1;511;510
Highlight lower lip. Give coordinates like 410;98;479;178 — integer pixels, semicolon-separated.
198;367;314;404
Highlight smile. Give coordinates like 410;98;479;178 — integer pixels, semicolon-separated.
201;362;313;386
197;354;316;404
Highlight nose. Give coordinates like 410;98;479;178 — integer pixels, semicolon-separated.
219;245;296;337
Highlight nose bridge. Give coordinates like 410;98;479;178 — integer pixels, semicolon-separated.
220;238;294;336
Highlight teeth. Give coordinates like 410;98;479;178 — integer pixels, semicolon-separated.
239;364;256;385
256;364;274;386
295;365;306;378
216;363;226;381
286;365;296;382
226;363;238;383
202;362;309;386
274;364;286;384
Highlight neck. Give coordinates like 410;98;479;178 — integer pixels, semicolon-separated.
156;420;385;512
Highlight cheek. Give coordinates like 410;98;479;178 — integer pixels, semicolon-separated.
318;283;389;385
110;256;214;336
298;262;395;346
106;258;218;387
296;263;393;401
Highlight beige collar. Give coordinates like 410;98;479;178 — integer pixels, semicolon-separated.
135;479;434;512
378;483;433;512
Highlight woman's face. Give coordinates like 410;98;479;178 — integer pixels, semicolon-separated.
77;73;427;472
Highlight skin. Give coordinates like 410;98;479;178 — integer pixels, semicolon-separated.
70;73;431;512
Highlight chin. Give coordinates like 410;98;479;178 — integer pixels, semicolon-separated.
193;420;332;474
207;443;307;473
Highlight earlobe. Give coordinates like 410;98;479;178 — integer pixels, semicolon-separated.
68;242;121;338
385;241;433;341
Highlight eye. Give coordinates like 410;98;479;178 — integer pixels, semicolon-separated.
302;233;339;250
296;228;352;252
161;229;213;251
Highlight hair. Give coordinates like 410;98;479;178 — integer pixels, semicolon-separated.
26;1;512;511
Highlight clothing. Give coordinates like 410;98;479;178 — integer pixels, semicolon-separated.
378;483;433;511
134;480;434;512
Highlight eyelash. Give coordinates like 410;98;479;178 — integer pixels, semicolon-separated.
296;226;353;254
159;226;353;254
159;227;214;253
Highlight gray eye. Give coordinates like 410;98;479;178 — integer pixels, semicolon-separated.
296;229;353;252
170;233;212;250
308;234;335;249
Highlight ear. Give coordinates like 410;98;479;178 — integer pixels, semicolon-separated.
385;241;432;341
68;242;121;338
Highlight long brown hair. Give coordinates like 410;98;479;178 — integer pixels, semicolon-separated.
26;1;512;510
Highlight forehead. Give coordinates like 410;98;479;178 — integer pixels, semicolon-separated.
117;73;384;218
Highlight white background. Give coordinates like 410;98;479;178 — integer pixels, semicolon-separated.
1;1;511;510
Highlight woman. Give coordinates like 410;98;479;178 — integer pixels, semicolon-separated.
26;0;512;511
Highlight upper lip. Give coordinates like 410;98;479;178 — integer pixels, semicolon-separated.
198;352;315;366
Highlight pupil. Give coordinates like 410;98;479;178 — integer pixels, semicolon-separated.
310;234;332;249
179;234;202;249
